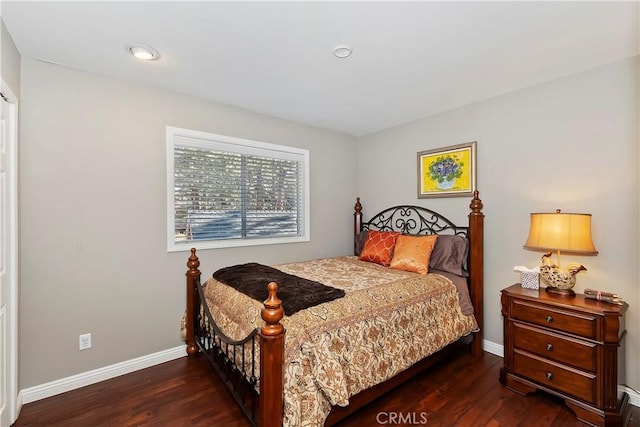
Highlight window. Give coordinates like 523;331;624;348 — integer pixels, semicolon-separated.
167;127;310;252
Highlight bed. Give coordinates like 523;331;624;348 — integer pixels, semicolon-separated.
183;191;484;427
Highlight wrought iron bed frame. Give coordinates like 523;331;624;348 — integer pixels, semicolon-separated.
184;191;484;427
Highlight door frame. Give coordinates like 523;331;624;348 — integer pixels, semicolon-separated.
0;78;19;426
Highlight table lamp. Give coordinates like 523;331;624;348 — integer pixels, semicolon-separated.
523;209;597;296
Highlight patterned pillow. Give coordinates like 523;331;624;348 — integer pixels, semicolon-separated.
359;230;400;266
390;234;439;274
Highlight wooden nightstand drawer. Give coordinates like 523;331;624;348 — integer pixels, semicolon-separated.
513;323;596;372
511;299;597;339
513;350;596;404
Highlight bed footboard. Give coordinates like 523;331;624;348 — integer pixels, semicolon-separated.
185;249;285;427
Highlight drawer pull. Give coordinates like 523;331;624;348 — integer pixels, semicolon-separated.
545;315;553;323
546;372;553;380
546;343;553;351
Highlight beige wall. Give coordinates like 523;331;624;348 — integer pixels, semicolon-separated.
1;18;21;96
357;57;640;390
18;59;357;388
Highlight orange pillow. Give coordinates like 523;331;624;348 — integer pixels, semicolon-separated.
359;230;401;266
390;234;439;274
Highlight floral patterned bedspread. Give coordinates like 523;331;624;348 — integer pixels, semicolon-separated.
199;256;478;427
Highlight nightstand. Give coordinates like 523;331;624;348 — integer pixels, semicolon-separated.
500;284;630;427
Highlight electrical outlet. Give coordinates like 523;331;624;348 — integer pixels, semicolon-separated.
79;333;92;351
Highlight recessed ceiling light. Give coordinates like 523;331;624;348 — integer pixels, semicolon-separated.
333;45;352;59
126;44;160;61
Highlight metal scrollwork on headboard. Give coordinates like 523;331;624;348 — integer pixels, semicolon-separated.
362;205;468;237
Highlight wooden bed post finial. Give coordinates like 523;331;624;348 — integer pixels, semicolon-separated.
185;248;201;357
470;190;483;215
260;282;285;427
261;282;284;336
187;247;200;271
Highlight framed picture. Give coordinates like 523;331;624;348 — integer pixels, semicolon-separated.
417;141;477;198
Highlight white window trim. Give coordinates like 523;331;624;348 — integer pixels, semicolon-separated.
166;126;310;252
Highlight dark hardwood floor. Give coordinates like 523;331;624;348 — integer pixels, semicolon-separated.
14;351;639;426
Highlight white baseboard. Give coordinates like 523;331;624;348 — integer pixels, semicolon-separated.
18;341;640;411
482;339;639;408
20;345;186;405
483;339;503;357
623;386;640;408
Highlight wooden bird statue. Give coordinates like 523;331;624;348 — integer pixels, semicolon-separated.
539;251;587;292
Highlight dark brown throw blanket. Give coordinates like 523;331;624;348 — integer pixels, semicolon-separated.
212;263;345;316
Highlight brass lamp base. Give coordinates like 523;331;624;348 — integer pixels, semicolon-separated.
545;287;576;297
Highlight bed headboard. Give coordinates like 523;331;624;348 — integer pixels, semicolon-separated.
353;191;485;357
357;203;469;237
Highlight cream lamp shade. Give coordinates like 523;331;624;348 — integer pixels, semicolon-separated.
523;210;597;256
523;210;596;297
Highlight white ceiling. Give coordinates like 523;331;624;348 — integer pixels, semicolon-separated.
2;1;638;137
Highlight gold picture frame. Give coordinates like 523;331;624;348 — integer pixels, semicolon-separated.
417;141;477;198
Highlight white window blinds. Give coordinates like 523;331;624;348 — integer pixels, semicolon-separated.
167;127;310;251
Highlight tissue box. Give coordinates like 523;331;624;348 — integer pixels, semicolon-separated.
520;272;539;290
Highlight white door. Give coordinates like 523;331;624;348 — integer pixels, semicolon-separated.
0;85;18;427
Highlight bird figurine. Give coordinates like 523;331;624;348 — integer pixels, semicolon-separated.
539;251;587;295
